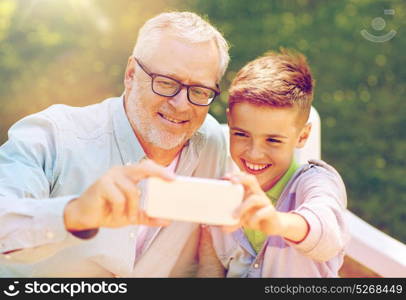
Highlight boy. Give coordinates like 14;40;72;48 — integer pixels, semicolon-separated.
212;49;349;277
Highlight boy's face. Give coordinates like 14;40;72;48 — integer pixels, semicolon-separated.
227;102;310;191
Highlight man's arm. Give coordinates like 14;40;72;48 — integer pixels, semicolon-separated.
0;113;174;264
0;114;82;263
63;160;174;232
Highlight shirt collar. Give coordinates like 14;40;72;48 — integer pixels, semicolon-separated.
175;130;204;176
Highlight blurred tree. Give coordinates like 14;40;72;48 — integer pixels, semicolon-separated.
0;0;170;138
0;0;405;242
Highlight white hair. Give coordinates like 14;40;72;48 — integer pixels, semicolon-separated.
133;11;230;81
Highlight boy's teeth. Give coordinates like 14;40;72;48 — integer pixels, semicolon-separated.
245;161;270;171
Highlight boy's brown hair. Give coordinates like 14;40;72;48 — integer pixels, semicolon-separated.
228;48;315;125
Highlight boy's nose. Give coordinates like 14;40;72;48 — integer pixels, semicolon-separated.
246;143;266;160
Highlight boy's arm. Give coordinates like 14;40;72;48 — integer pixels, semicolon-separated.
226;173;309;242
283;169;349;261
274;211;310;243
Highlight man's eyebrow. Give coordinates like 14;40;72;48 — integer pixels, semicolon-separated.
230;127;288;138
165;72;217;90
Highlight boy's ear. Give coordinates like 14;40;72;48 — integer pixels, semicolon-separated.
124;56;136;90
226;108;231;126
296;122;312;149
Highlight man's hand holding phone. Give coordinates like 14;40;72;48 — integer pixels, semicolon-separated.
64;159;174;232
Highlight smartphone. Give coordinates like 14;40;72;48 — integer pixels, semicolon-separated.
139;176;244;225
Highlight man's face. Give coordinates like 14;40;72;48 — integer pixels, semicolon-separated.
125;34;220;150
228;102;310;191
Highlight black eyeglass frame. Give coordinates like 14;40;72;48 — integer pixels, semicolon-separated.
133;57;220;106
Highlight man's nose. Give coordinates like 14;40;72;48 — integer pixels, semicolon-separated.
168;87;190;112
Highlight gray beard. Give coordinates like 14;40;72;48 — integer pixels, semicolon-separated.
126;90;187;150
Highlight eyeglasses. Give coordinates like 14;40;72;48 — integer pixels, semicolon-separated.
133;57;220;106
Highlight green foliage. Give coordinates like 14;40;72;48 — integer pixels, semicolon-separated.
189;0;406;243
0;0;405;242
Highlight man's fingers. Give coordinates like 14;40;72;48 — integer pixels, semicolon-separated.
125;159;176;182
114;175;141;222
104;184;127;225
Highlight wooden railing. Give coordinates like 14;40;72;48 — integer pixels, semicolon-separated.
341;210;406;277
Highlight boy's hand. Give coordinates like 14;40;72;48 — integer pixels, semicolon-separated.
222;172;310;243
222;172;283;236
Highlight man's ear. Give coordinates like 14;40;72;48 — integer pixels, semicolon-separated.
124;56;136;90
296;122;312;149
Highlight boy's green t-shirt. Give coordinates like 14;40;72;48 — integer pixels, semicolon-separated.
243;159;300;253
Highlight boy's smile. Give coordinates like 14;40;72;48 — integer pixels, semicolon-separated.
227;102;310;191
241;159;272;174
